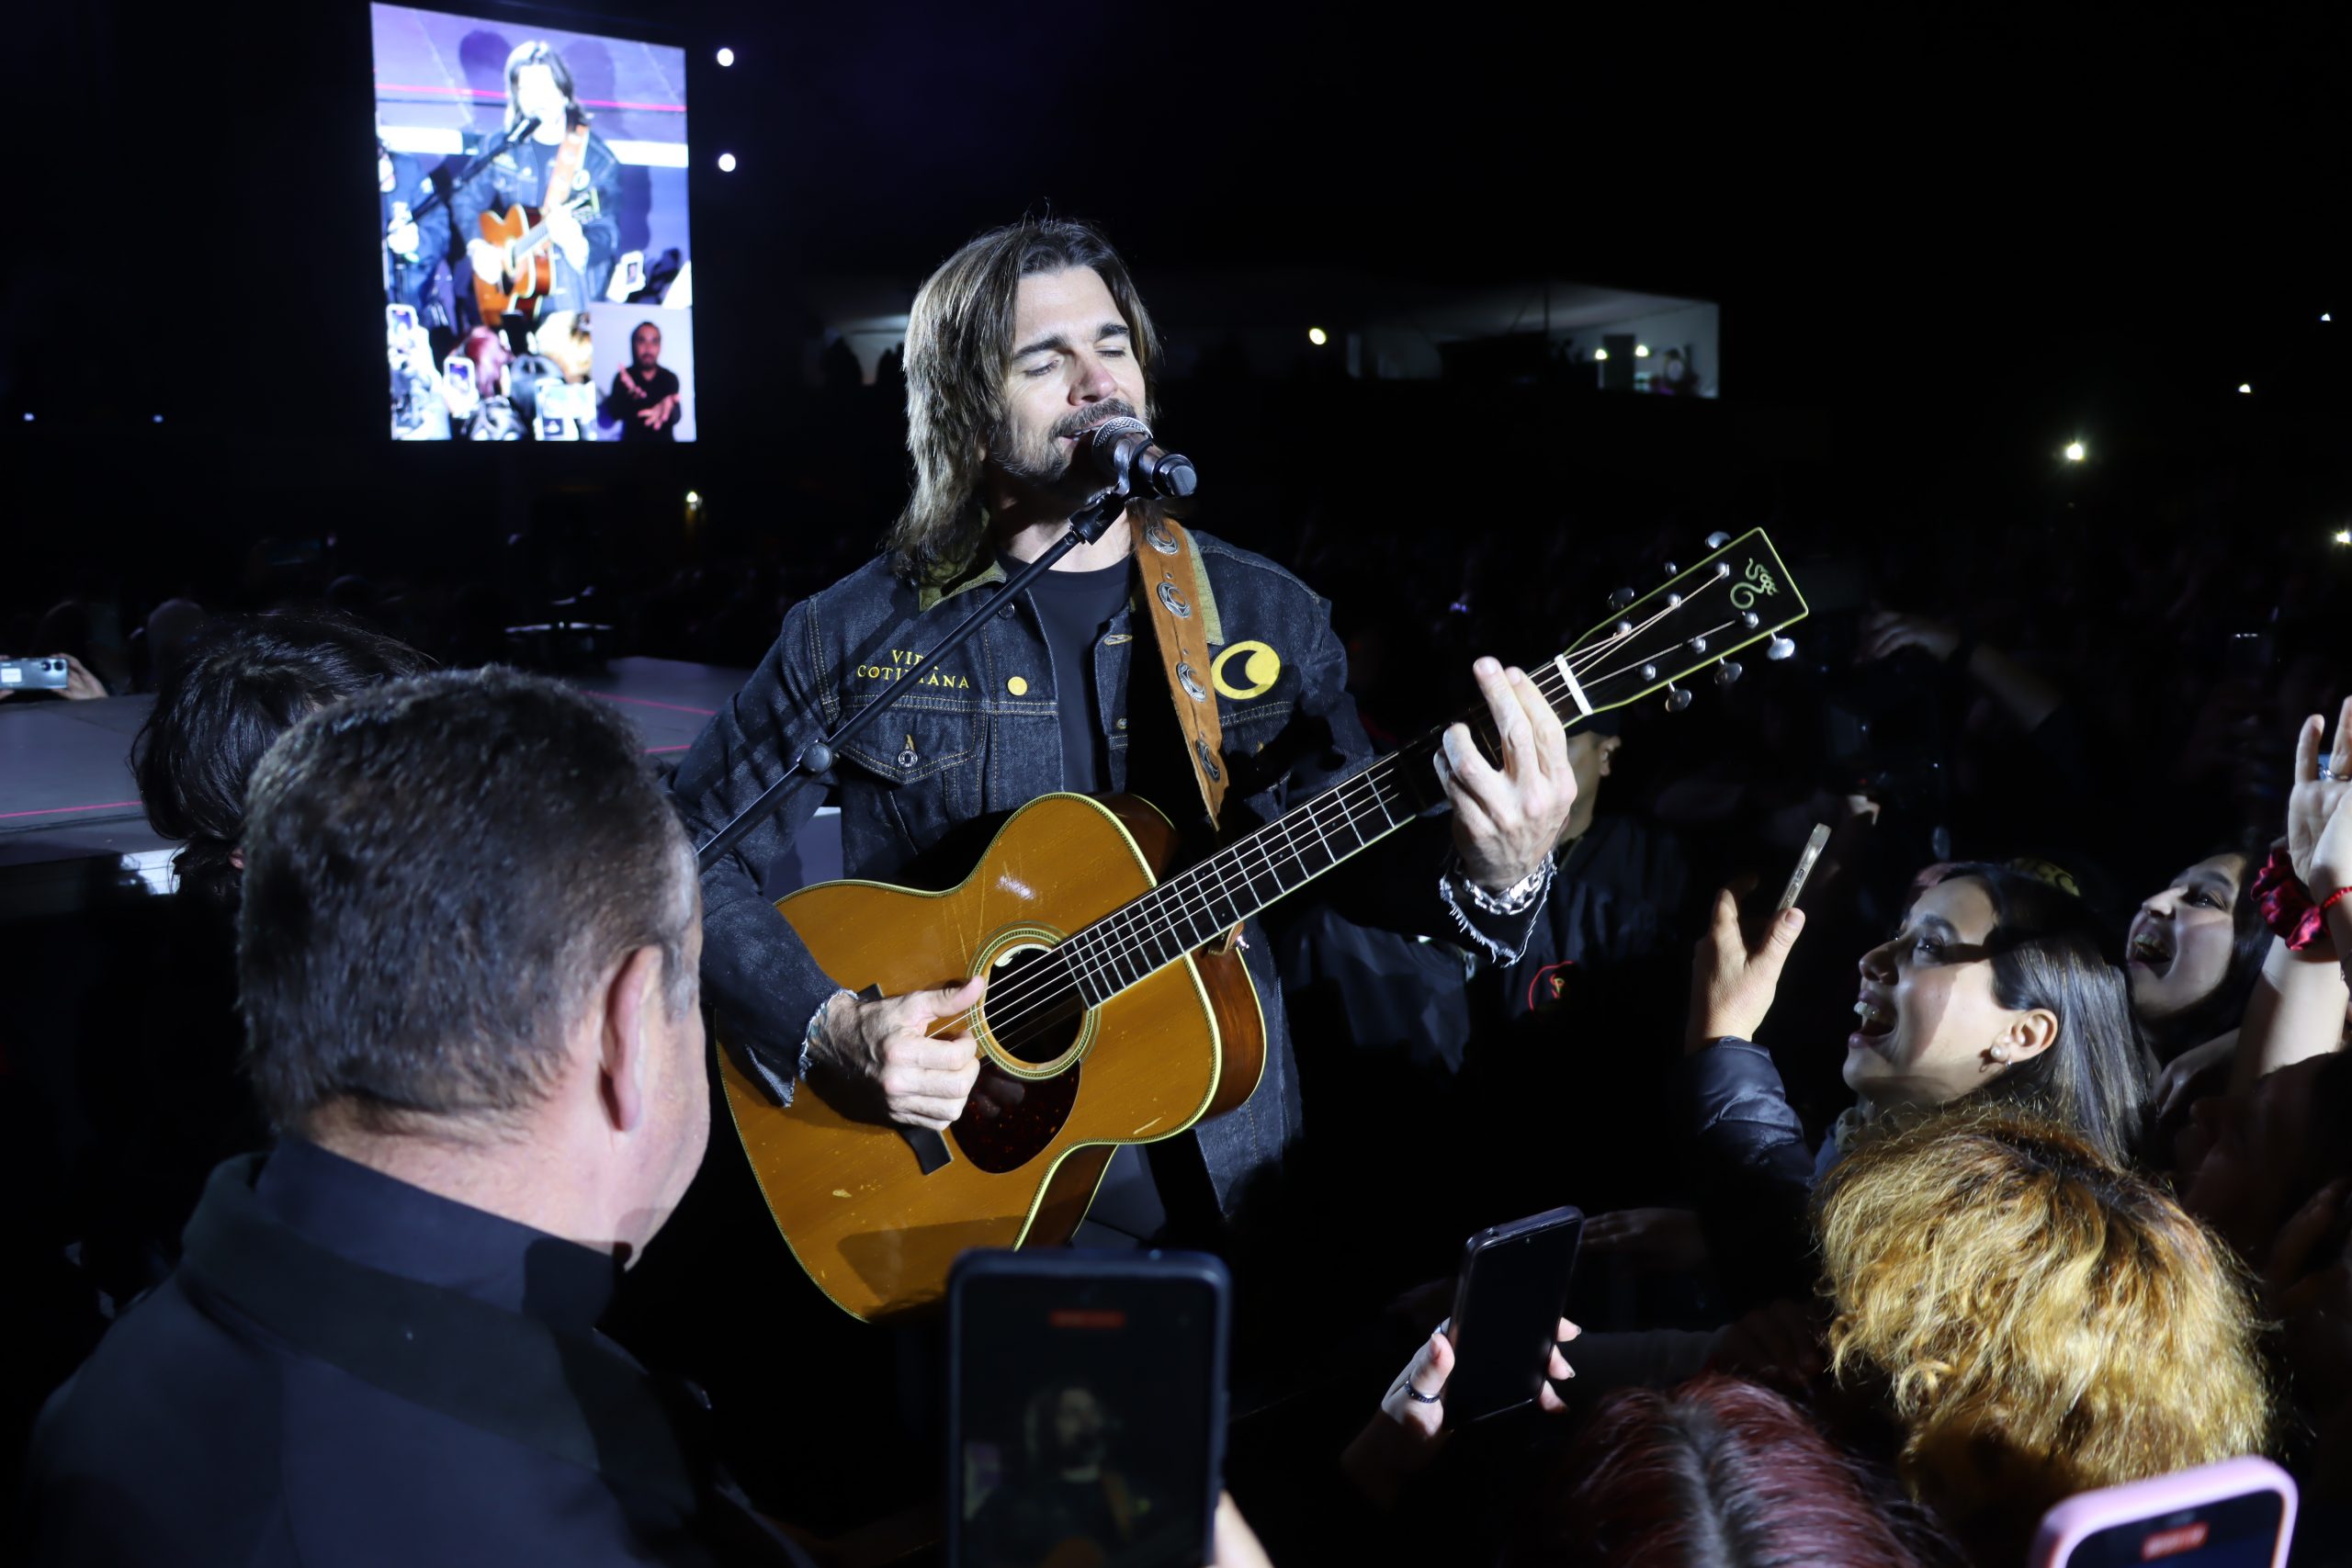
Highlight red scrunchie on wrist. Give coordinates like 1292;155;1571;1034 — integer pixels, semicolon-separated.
2253;845;2329;952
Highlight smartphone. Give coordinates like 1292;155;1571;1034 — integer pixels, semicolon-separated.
1779;823;1832;914
443;355;474;392
620;250;646;295
537;414;577;441
2031;1455;2294;1567
0;656;72;692
384;303;416;337
1444;1206;1584;1426
948;1249;1227;1568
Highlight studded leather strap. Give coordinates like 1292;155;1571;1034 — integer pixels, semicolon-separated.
1133;510;1230;829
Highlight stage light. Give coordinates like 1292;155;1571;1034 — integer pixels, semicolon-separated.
20;412;30;422
717;152;737;172
2335;528;2352;547
1306;326;1327;346
2325;313;2335;322
1634;344;1651;357
1593;348;1610;361
152;414;164;424
2064;441;2086;462
686;491;702;506
716;47;734;66
2238;382;2252;394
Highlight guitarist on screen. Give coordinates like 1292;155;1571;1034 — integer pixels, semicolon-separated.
450;39;620;331
670;220;1577;1248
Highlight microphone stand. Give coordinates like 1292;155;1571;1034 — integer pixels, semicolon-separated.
398;115;540;231
693;487;1132;874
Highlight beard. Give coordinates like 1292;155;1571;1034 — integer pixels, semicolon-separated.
989;398;1142;496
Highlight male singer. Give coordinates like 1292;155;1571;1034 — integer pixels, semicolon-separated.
669;219;1576;1248
449;39;622;326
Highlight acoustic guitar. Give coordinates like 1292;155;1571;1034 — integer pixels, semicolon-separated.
472;189;600;328
721;530;1807;1321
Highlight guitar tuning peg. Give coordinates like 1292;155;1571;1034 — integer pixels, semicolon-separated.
1608;586;1634;610
1766;635;1797;661
1664;682;1693;714
1704;530;1732;549
1715;660;1744;686
1661;561;1679;578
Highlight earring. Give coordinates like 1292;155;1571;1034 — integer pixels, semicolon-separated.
1989;1045;2011;1065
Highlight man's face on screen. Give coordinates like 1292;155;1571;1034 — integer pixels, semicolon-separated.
633;326;662;371
514;63;567;130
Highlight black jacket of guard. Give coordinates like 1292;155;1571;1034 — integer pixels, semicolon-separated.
20;1139;809;1568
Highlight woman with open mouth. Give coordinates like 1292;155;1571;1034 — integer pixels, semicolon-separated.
2130;843;2270;1065
1679;861;2156;1306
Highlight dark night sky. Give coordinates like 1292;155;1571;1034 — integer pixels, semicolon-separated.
4;1;2347;520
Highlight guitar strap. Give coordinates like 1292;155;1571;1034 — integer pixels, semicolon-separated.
1132;510;1230;829
543;123;591;211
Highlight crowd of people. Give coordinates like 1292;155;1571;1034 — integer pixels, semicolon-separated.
7;217;2352;1567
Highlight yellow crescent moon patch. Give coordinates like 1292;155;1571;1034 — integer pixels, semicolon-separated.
1211;640;1282;700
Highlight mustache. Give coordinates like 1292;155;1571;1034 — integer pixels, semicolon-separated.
1053;400;1140;442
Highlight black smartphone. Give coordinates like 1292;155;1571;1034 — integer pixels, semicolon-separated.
1444;1206;1584;1426
948;1249;1228;1568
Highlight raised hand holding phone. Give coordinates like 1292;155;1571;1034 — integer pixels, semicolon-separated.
1687;881;1807;1054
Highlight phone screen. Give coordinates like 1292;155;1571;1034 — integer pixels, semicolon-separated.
2059;1490;2286;1566
1447;1208;1583;1425
953;1261;1222;1568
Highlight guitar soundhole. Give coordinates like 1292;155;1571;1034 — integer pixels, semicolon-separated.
982;943;1087;1066
951;943;1087;1175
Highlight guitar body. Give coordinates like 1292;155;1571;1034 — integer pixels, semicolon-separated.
719;793;1266;1323
471;204;554;328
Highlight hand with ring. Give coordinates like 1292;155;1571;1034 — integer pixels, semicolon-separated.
2290;696;2352;888
1340;1315;1580;1508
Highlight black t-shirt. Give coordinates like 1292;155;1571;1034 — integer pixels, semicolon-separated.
1013;555;1132;796
605;365;683;441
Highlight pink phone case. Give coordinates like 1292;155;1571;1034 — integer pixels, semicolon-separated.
2031;1455;2295;1568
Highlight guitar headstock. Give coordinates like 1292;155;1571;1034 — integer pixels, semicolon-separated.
1546;530;1807;722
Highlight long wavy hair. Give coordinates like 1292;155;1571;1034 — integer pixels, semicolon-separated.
886;220;1161;583
1925;862;2156;1164
1816;1104;2276;1563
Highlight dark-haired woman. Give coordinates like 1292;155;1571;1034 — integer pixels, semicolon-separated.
74;614;428;1302
1684;862;2156;1307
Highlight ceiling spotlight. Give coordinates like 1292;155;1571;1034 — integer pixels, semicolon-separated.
1634;344;1651;358
686;491;703;506
717;152;737;172
2064;441;2086;462
1306;326;1328;346
2324;312;2334;323
716;47;735;66
2238;382;2252;394
2335;528;2352;547
1593;347;1610;362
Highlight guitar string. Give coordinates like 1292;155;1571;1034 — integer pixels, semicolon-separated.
941;574;1765;1045
943;587;1764;1049
952;601;1752;1051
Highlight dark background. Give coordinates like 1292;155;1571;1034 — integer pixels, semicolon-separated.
8;2;2351;615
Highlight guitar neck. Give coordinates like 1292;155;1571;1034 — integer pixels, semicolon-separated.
1058;529;1804;1005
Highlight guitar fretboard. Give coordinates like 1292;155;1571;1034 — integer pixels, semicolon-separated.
978;531;1798;1033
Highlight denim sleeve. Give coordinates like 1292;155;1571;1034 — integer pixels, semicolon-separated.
1238;592;1544;960
667;599;844;1103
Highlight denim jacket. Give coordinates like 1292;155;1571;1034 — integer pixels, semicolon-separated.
669;529;1541;1213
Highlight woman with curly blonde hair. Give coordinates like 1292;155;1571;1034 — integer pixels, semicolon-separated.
1815;1104;2276;1562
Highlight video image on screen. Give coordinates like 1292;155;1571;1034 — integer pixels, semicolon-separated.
373;4;695;442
